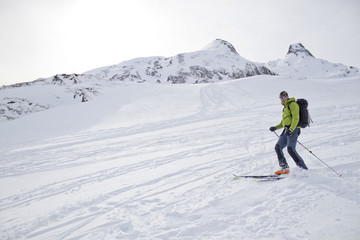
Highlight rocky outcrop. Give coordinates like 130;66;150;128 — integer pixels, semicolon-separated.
287;43;314;57
0;97;49;121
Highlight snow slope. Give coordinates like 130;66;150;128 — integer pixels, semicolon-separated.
1;75;360;240
0;74;100;121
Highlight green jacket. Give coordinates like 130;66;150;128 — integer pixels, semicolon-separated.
275;97;300;132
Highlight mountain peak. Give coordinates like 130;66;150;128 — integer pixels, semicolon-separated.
287;43;314;57
267;42;359;79
203;39;239;55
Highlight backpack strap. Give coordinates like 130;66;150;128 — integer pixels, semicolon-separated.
287;101;301;129
287;101;296;115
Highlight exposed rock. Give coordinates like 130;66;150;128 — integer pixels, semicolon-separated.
287;43;314;57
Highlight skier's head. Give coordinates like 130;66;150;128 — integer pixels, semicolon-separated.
279;91;289;105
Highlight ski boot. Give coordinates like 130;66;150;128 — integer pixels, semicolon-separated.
275;168;290;175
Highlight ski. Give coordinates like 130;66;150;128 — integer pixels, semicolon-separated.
232;174;285;180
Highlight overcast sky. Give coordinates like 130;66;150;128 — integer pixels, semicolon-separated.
1;0;359;85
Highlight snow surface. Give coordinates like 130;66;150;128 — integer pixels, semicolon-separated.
1;75;360;239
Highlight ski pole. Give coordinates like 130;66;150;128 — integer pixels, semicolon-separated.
273;131;343;178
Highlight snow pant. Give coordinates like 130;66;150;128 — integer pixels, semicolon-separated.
275;128;308;169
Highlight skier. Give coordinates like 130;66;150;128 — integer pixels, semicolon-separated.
269;91;308;175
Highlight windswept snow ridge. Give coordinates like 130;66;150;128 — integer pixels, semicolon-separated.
1;75;360;240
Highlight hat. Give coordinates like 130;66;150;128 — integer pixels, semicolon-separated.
279;91;288;99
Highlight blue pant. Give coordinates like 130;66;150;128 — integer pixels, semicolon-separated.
275;128;308;169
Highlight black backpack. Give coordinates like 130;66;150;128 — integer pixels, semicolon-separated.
289;99;312;128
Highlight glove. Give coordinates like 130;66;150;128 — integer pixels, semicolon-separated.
269;126;276;132
286;129;293;136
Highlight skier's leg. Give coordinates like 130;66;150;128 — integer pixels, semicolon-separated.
275;131;289;168
287;128;308;169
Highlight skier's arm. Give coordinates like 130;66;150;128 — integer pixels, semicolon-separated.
275;122;283;130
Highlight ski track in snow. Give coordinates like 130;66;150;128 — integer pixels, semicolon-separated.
1;76;360;239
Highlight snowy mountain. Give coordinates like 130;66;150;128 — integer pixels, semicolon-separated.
1;39;359;122
85;39;275;84
1;74;360;239
0;39;276;121
267;43;359;79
